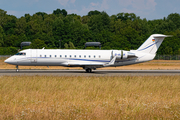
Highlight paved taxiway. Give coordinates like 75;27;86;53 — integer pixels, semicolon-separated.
0;69;179;76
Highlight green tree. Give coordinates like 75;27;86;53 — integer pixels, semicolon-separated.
36;12;47;20
117;13;137;21
113;19;126;35
81;16;90;24
163;46;173;55
28;14;43;34
88;10;101;16
53;9;67;16
52;17;64;48
3;15;17;35
42;15;54;36
15;17;27;35
24;14;31;22
69;42;75;49
178;48;180;55
167;13;180;29
0;9;7;27
61;9;68;16
121;26;139;49
30;39;47;49
4;35;18;47
0;25;4;46
0;8;179;55
64;43;68;49
88;11;110;32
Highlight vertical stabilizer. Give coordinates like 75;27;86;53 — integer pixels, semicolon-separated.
137;34;170;54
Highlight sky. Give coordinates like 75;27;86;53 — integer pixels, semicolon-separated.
1;0;180;20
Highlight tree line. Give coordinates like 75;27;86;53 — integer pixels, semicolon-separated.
0;8;180;55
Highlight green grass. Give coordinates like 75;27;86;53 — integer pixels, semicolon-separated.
0;76;180;119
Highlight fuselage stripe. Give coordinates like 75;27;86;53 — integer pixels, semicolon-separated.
22;57;110;63
138;42;158;51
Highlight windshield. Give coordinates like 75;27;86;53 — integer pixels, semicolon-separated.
15;52;26;56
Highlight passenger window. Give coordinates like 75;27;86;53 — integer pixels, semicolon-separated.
70;55;71;58
79;55;81;58
55;55;57;57
89;55;91;58
74;55;76;58
99;55;101;58
65;55;67;58
60;55;62;57
40;55;42;57
45;55;46;57
84;55;86;58
94;55;96;58
50;55;51;57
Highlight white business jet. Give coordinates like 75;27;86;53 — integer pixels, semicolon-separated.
5;34;170;72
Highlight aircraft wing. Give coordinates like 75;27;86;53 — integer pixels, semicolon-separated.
61;62;104;67
103;56;116;67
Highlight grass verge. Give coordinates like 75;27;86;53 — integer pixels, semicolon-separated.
0;76;180;119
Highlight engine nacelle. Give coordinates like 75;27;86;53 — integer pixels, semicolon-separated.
112;50;137;60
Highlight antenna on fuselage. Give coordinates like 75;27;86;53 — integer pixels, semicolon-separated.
42;47;45;50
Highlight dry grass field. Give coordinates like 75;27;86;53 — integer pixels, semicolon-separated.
0;76;180;119
1;57;180;119
1;57;180;70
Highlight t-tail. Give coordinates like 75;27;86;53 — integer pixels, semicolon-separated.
137;34;171;54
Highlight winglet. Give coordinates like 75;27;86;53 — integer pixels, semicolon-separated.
104;56;116;67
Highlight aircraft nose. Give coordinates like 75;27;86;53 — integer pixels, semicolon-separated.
4;58;11;63
4;57;15;64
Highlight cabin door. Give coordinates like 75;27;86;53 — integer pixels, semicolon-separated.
30;50;37;63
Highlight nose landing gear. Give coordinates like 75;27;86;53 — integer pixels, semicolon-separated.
16;65;19;72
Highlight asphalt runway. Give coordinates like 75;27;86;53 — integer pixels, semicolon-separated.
0;69;179;76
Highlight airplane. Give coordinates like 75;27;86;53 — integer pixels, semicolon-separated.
4;34;171;73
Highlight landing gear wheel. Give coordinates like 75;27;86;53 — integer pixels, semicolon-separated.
86;68;92;73
16;65;19;72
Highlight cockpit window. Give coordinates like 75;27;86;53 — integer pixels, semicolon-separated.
15;52;26;56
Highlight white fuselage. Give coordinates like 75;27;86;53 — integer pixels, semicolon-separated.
5;49;155;69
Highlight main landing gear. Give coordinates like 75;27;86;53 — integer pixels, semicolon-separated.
85;68;92;73
16;65;19;72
